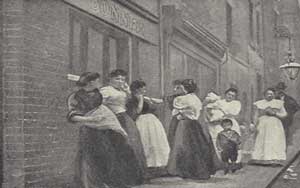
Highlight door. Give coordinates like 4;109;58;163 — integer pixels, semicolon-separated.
69;9;130;84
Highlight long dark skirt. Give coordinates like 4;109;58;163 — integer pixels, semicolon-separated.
167;119;219;180
116;112;147;173
167;116;179;149
75;126;143;188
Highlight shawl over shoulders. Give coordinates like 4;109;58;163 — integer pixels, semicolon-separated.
254;99;284;110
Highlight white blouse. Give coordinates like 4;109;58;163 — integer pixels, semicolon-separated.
217;99;241;116
254;99;287;118
172;93;202;120
100;86;128;114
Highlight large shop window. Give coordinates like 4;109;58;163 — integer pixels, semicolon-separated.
168;44;217;98
69;10;130;84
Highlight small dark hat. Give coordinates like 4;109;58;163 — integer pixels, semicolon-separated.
76;72;100;87
275;82;287;90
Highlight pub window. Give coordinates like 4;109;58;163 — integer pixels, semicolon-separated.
251;86;254;116
69;10;130;84
256;73;262;100
226;2;232;45
249;1;254;41
256;11;261;46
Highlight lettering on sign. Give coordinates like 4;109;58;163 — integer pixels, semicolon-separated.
92;0;145;36
64;0;158;44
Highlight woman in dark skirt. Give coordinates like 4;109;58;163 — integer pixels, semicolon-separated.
67;72;143;188
100;69;147;174
126;80;170;168
165;79;185;148
167;79;219;180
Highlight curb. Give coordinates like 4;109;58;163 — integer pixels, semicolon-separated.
266;150;300;188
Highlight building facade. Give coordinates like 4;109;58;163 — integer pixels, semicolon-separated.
0;0;160;187
160;0;265;124
263;0;300;101
1;0;297;187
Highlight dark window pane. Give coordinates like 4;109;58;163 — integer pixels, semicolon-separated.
226;3;232;45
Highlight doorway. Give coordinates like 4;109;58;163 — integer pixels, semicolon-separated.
69;9;130;84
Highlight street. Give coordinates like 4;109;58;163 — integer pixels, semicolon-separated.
135;114;300;188
271;155;300;188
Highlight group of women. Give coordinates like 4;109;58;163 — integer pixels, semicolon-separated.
67;69;288;188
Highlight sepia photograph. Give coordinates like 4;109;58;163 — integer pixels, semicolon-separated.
1;0;300;187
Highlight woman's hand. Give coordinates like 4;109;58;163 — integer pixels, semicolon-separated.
265;107;276;116
249;123;256;132
121;82;131;94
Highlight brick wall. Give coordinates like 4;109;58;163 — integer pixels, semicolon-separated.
1;0;26;187
1;0;79;187
22;0;77;187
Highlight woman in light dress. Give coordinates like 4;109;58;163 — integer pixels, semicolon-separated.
205;88;242;160
167;79;218;180
250;88;287;165
127;80;170;168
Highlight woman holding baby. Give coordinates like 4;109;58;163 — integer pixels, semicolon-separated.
250;88;287;165
167;79;218;180
204;88;242;161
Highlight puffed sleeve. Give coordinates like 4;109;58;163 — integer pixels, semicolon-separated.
171;96;187;117
99;86;112;103
173;96;189;110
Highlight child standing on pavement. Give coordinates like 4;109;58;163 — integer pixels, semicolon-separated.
217;118;242;174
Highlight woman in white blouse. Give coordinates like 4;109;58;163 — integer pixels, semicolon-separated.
167;79;219;180
250;88;287;166
205;88;242;162
100;69;146;176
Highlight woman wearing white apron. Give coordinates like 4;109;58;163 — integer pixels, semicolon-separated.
250;88;287;166
126;80;170;168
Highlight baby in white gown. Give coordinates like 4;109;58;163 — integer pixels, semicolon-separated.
204;92;225;122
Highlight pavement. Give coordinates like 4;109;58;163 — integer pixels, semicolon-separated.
135;113;300;188
270;153;300;188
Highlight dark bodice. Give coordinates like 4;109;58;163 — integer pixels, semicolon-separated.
74;89;103;114
126;96;156;120
67;88;103;121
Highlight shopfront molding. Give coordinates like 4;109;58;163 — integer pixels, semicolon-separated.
112;0;159;23
173;20;227;61
63;0;159;44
